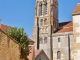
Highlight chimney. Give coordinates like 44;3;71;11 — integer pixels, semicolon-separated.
0;19;2;29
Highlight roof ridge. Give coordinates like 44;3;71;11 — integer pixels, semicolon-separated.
72;3;80;15
1;23;11;27
0;29;21;46
59;21;72;24
63;26;73;28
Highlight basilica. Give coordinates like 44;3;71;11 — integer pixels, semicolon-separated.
32;0;80;60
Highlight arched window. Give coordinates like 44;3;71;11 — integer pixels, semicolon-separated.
39;37;43;44
45;4;48;14
44;3;48;15
40;19;43;25
57;51;61;59
44;37;47;43
58;37;60;42
39;1;43;16
41;4;43;15
44;18;47;25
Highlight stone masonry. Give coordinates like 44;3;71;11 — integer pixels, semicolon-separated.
0;29;21;60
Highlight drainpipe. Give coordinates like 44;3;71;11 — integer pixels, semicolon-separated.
50;25;53;60
68;34;71;60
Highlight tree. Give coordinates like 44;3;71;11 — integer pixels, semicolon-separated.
6;27;29;59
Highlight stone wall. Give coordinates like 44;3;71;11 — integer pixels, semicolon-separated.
52;32;73;60
0;29;21;60
73;15;80;60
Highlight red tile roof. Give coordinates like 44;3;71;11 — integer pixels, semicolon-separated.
0;24;34;43
27;45;35;60
56;21;73;33
57;27;73;33
28;38;34;43
73;3;80;14
59;21;73;27
0;24;11;32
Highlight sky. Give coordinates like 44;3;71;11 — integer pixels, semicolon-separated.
0;0;80;38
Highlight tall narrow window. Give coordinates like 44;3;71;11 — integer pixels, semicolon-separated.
40;19;43;25
45;4;48;14
44;37;47;43
44;18;47;25
39;1;43;16
58;37;60;42
44;4;47;15
39;37;43;44
57;51;61;59
45;27;48;32
41;4;43;15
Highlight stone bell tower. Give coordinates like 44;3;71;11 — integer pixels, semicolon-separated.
32;0;58;59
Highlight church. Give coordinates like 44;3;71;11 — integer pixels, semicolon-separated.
32;0;80;60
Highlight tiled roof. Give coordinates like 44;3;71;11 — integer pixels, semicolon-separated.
27;45;35;60
35;50;41;57
59;21;73;27
0;24;11;32
73;3;80;14
0;24;34;42
0;28;21;47
56;27;73;33
28;38;34;43
56;21;73;33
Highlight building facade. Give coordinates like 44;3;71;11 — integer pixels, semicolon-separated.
32;0;80;60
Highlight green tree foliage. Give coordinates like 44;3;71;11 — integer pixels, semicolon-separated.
6;27;29;59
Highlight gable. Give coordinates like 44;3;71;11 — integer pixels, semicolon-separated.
35;50;49;60
0;29;21;60
0;24;34;44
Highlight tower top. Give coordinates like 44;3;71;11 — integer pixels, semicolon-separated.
72;3;80;15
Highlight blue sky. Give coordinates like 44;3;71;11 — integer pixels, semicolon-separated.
0;0;80;38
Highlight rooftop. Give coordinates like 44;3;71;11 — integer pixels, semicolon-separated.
73;3;80;15
55;21;73;33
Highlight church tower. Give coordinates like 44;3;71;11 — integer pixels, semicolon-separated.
32;0;58;59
